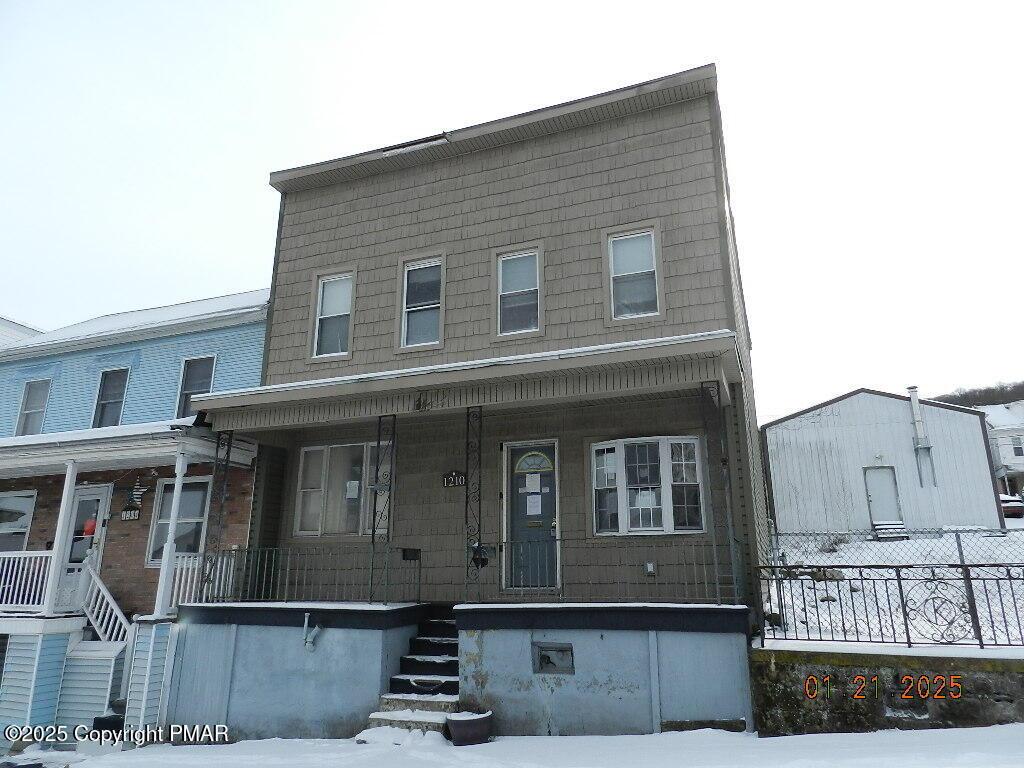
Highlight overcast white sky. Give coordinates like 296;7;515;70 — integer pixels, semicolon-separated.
1;1;1021;421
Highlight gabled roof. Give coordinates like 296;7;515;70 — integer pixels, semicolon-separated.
975;401;1024;429
269;64;717;193
761;388;983;431
0;289;270;363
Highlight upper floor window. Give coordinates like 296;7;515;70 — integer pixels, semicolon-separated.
295;443;390;536
147;478;210;565
314;274;353;357
608;231;659;319
592;436;705;535
498;250;540;335
177;357;215;418
1013;437;1024;458
0;491;35;551
92;368;129;428
16;379;50;436
402;259;442;347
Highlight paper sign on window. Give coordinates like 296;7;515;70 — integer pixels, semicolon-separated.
346;481;361;499
526;473;541;493
636;490;657;508
526;494;542;516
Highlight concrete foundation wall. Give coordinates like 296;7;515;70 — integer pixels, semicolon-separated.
460;627;751;735
166;619;416;739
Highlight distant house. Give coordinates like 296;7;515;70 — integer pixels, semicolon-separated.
0;289;267;741
975;400;1024;495
0;316;41;348
762;388;1003;536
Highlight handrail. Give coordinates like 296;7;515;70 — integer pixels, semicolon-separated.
81;561;130;643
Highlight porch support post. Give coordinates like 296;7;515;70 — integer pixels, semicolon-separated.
153;448;189;618
42;459;78;616
464;406;483;601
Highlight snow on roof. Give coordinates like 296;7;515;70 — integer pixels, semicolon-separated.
975;401;1024;429
0;417;197;450
0;288;269;359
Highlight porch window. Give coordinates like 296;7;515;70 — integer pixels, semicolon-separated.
402;259;442;346
0;491;35;551
295;443;389;536
92;368;129;428
498;251;540;334
591;436;705;535
16;379;50;436
176;357;215;418
147;478;211;565
608;231;658;318
314;274;353;356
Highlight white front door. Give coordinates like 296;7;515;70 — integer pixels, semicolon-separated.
53;485;111;611
864;467;902;524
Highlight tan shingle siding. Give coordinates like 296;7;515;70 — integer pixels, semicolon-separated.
265;97;731;384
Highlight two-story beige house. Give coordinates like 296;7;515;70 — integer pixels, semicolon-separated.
164;64;768;739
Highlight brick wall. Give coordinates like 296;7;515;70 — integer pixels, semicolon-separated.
0;464;254;617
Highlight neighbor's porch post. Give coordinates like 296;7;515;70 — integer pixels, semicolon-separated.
153;448;189;618
42;459;79;615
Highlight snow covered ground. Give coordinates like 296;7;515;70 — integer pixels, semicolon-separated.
11;725;1024;768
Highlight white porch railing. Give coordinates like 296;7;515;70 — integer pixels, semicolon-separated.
171;551;238;608
79;559;131;643
0;551;52;612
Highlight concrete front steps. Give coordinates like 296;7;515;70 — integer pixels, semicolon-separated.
370;605;461;733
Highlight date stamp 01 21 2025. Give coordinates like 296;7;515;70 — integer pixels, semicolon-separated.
803;673;965;701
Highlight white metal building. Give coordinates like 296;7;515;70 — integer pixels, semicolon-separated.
762;388;1003;534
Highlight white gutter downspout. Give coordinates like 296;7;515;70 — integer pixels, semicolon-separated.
153;448;189;618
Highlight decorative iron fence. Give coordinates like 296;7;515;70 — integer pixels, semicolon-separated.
760;563;1024;648
173;535;740;607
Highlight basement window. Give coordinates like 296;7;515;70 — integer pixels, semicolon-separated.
532;642;574;674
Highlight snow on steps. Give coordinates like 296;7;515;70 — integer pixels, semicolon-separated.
367;708;448;733
379;693;460;713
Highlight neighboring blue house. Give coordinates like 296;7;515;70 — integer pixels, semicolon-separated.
0;289;267;744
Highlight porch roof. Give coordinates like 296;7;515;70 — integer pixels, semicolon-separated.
0;418;257;479
193;330;740;433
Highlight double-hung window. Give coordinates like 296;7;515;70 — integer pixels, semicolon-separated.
498;250;540;334
1013;437;1024;458
591;436;705;535
92;368;129;428
401;259;442;346
295;443;390;536
608;230;659;319
147;478;210;565
16;379;50;436
0;491;35;551
176;357;215;418
314;274;353;356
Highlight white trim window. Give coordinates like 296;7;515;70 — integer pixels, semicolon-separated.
608;230;658;318
147;477;211;565
0;491;35;551
295;443;389;536
498;250;539;334
92;368;129;428
591;436;705;535
402;259;442;346
177;356;215;418
314;274;354;356
16;379;51;436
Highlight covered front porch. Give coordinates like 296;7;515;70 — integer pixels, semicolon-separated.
180;332;759;612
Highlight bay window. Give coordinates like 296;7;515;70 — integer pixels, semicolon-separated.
591;436;705;535
295;443;390;536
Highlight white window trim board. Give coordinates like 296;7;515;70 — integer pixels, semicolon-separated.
590;435;708;537
92;366;132;429
145;476;213;567
396;254;445;351
16;378;51;437
311;273;355;360
0;489;37;551
292;442;385;537
175;354;218;419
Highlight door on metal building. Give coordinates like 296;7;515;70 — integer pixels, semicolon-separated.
864;466;902;525
505;442;559;589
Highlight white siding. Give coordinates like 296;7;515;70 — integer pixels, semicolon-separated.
125;623;171;728
0;635;39;732
766;392;1001;532
55;642;124;728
